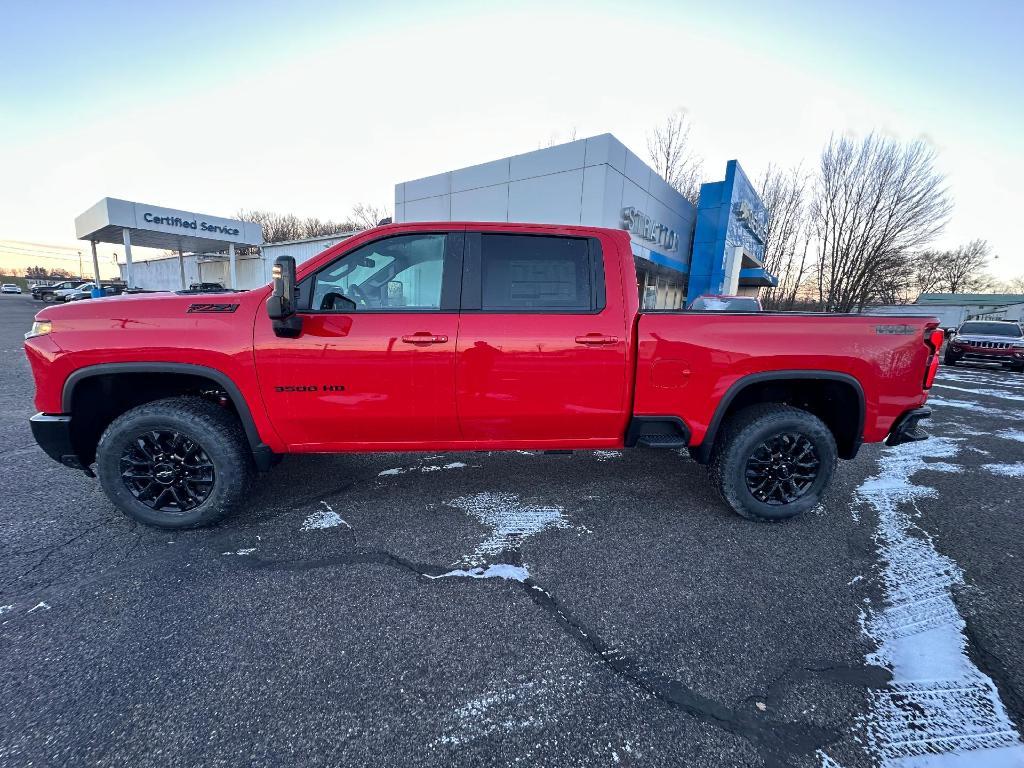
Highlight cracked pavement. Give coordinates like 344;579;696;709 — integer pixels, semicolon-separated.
1;295;1022;767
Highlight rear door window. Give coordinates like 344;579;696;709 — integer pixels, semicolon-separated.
470;234;600;312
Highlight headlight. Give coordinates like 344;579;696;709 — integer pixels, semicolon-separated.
25;320;52;339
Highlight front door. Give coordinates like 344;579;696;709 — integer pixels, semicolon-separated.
253;230;463;450
455;230;629;446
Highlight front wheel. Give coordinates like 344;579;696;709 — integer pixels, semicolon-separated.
943;349;960;366
709;404;837;522
96;397;254;529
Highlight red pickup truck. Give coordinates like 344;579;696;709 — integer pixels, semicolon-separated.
24;222;942;529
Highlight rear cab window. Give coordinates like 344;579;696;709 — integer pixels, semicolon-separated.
463;233;605;313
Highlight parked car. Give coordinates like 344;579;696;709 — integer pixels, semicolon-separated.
944;320;1024;372
688;294;763;311
56;283;96;301
25;222;942;529
188;282;227;292
65;284;125;302
2;283;22;294
31;281;86;302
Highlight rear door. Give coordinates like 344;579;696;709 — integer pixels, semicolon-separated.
455;229;630;446
253;229;464;449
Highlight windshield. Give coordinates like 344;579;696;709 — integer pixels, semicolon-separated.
958;322;1022;337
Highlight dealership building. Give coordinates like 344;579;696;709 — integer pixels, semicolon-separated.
102;133;775;308
395;134;775;308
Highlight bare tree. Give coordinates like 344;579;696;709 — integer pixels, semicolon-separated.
942;239;992;294
1001;275;1024;294
910;249;946;297
647;110;703;205
545;127;579;148
811;134;952;312
345;203;389;230
758;164;813;309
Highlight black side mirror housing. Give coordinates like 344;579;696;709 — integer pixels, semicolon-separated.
267;256;303;338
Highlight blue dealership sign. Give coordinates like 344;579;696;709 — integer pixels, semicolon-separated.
687;160;774;304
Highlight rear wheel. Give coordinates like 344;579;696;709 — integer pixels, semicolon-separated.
96;397;254;529
709;404;837;522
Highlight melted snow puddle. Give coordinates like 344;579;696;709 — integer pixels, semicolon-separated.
854;437;1024;766
379;462;467;476
301;501;351;531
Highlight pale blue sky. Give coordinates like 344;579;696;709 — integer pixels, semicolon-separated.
2;0;1022;277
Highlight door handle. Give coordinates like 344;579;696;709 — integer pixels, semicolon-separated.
575;334;618;345
401;333;448;345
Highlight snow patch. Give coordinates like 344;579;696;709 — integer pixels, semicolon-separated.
857;437;1024;765
983;462;1024;478
926;396;1023;418
429;677;573;749
447;491;568;565
27;602;50;613
379;461;468;477
996;429;1024;443
933;383;1024;402
426;564;530;582
0;605;14;616
593;450;622;461
817;750;848;768
301;501;351;531
222;548;256;556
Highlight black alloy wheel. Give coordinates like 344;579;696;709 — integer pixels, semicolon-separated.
744;432;821;505
120;429;215;513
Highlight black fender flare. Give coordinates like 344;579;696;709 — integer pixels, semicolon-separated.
691;370;866;463
62;362;276;470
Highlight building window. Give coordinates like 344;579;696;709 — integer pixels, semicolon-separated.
480;234;592;311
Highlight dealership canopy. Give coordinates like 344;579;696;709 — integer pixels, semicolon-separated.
75;198;263;289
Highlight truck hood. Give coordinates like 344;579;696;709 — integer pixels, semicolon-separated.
34;290;263;323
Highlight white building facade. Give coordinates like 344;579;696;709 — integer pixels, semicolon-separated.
394;134;697;309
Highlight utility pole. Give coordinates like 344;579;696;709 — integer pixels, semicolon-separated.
77;251;83;280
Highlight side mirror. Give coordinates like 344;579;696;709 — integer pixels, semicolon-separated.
266;256;303;338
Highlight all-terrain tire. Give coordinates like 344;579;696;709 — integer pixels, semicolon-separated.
96;396;254;529
709;403;837;522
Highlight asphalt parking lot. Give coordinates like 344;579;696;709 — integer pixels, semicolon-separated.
1;293;1022;768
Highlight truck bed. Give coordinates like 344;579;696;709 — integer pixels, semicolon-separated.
633;311;939;448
